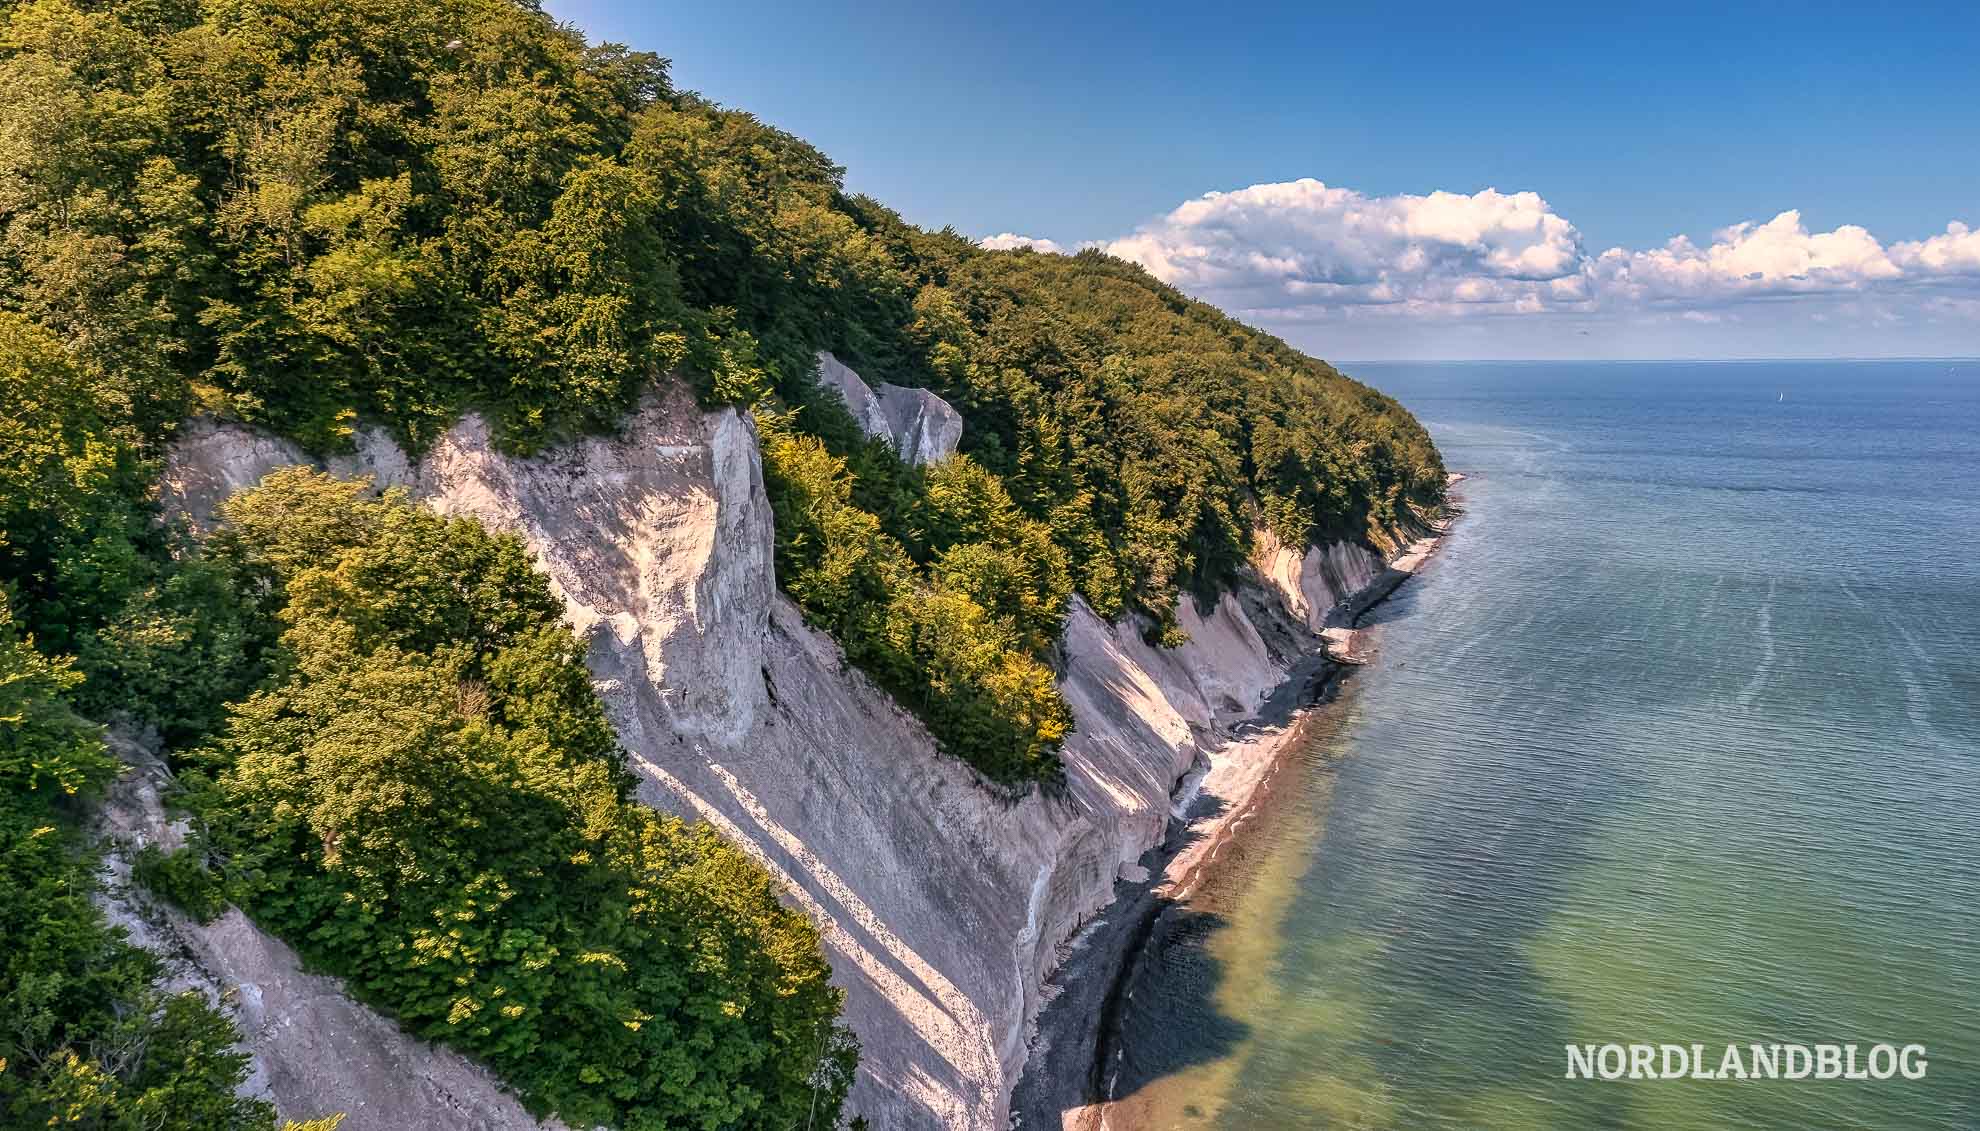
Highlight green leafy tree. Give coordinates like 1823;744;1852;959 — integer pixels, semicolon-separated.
192;471;852;1129
2;0;1441;786
0;0;1445;1118
0;599;283;1130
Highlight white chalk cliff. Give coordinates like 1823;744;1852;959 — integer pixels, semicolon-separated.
1252;525;1385;634
94;732;558;1130
146;378;1392;1130
814;351;963;466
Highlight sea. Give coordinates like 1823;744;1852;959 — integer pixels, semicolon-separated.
1107;360;1980;1130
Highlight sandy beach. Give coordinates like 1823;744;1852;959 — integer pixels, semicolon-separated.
1012;484;1463;1130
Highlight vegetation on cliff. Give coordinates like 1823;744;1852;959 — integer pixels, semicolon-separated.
0;0;1442;1123
0;600;282;1130
0;0;1440;787
0;2;861;1120
0;318;326;1128
0;303;857;1127
181;470;853;1129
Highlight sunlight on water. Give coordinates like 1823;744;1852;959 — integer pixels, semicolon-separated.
1111;361;1980;1131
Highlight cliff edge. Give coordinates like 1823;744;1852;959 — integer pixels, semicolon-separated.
150;375;1395;1130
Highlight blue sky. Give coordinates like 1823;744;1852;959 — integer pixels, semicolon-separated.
546;0;1980;360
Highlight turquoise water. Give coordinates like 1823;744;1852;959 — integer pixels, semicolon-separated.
1112;361;1980;1130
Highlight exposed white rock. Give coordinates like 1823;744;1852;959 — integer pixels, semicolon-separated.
327;425;417;491
815;350;894;441
815;350;962;465
414;390;775;746
1252;524;1386;633
158;418;313;533
873;383;963;466
153;383;1386;1130
94;732;552;1131
159;419;415;527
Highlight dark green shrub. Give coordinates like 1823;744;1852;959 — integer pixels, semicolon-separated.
194;471;852;1130
132;844;229;924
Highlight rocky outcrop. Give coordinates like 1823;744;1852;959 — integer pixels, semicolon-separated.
1251;525;1387;633
815;350;962;465
815;351;892;444
152;383;1393;1130
158;418;318;534
874;384;963;467
94;732;553;1131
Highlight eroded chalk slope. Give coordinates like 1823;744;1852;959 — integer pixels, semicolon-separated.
152;377;1388;1129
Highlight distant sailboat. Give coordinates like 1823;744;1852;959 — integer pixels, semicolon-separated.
1777;392;1785;402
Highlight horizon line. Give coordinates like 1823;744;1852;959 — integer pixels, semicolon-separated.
1335;355;1980;365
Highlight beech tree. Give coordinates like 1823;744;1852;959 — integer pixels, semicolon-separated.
0;602;285;1129
190;471;854;1129
0;0;1442;1119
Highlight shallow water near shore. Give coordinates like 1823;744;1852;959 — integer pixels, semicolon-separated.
1108;360;1980;1130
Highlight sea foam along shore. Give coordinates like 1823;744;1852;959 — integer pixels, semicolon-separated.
1011;473;1465;1131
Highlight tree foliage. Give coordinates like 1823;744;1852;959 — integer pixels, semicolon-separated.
1;0;1442;787
759;420;1069;785
0;0;1444;1118
187;471;854;1130
0;311;270;742
0;599;280;1131
0;308;326;1129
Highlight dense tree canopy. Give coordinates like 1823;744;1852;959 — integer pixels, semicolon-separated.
0;310;289;1126
0;597;284;1128
0;0;1441;785
182;471;853;1129
0;0;1441;1124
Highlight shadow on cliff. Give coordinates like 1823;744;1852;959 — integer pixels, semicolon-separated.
1009;799;1262;1128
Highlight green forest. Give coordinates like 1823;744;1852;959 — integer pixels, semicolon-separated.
0;0;1444;1127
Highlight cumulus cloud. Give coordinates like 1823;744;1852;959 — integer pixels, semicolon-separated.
1086;179;1980;325
1593;211;1901;304
1100;179;1584;314
1892;221;1980;276
979;232;1067;254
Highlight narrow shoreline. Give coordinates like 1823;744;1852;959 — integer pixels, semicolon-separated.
1013;479;1464;1130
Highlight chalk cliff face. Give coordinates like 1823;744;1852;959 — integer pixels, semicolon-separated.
94;733;558;1131
150;382;1390;1130
815;350;962;466
1252;525;1385;634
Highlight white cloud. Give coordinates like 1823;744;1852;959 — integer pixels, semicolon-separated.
1100;179;1584;313
979;232;1067;254
1085;179;1980;328
1593;211;1901;304
1892;221;1980;276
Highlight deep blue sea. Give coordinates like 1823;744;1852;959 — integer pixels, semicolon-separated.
1112;360;1980;1130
